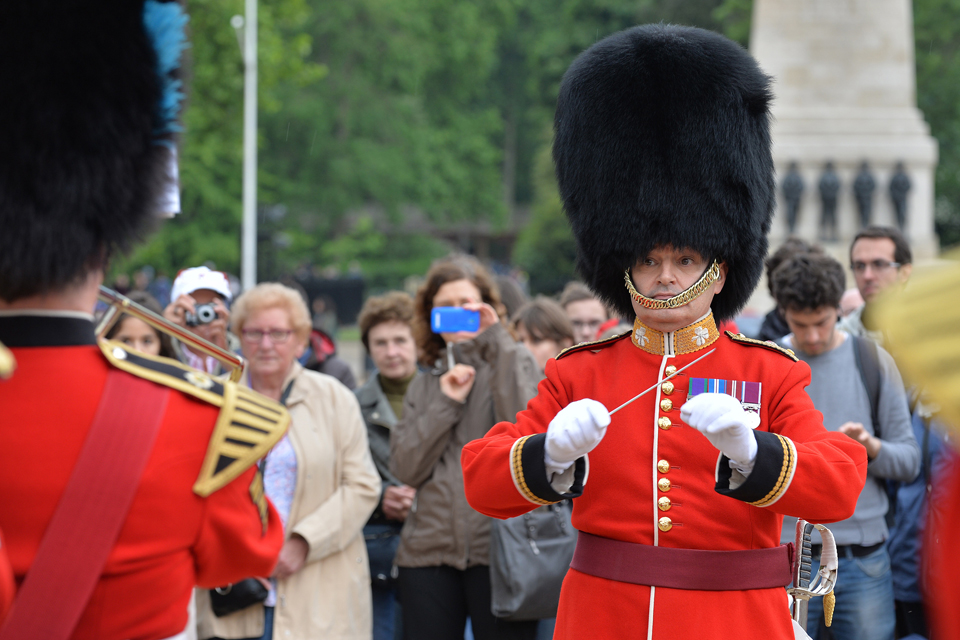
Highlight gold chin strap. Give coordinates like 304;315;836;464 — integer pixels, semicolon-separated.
624;261;722;310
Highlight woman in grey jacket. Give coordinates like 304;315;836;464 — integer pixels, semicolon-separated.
390;256;542;640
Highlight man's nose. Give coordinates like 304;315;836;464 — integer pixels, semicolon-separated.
657;263;678;283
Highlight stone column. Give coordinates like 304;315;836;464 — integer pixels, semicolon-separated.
750;0;939;260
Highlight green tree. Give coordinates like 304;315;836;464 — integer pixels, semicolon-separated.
113;0;325;278
915;0;960;247
513;142;577;295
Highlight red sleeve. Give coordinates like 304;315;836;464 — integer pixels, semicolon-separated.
715;358;868;522
193;465;284;588
463;357;584;519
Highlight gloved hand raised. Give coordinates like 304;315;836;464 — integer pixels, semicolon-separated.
680;392;759;466
544;399;611;475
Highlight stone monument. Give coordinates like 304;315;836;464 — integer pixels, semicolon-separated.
750;0;939;260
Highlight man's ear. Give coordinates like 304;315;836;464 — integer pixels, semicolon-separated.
713;261;728;294
899;263;913;284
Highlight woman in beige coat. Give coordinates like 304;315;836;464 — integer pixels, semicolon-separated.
197;283;380;640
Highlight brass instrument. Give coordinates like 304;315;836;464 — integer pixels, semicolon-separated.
96;285;246;382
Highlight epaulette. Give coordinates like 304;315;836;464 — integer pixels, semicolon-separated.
99;340;290;498
556;330;632;360
0;340;14;379
725;331;799;362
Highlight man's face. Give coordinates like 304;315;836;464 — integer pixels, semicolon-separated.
628;246;726;332
368;320;418;381
564;298;608;344
783;306;841;356
850;238;911;303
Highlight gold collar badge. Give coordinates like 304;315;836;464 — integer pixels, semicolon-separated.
630;313;720;356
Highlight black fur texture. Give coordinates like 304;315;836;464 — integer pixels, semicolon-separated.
0;1;165;301
553;24;775;321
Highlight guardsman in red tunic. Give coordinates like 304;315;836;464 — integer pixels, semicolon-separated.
461;25;868;640
0;3;287;639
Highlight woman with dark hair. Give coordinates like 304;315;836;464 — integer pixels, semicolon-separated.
104;290;175;358
390;256;541;640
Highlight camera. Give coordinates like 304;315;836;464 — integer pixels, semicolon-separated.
185;303;219;327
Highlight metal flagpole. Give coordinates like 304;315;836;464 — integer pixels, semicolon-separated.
240;0;258;292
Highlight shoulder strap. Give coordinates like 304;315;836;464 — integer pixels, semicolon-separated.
725;331;799;361
851;335;882;439
0;370;169;640
98;341;290;498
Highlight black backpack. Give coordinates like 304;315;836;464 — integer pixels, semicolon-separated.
851;335;881;439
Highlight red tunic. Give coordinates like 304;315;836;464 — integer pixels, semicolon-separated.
0;529;13;625
462;315;867;640
926;451;960;640
0;316;286;640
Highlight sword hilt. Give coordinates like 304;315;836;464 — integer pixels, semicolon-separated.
787;520;838;627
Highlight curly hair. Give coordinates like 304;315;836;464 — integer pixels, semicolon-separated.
772;253;846;313
358;291;415;351
764;237;823;297
413;255;504;366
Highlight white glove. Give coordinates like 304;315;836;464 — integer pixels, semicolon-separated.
680;393;759;466
544;399;611;475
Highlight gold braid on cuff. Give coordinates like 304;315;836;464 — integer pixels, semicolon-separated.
624;261;721;310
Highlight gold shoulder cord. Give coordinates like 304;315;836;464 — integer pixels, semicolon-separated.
624;261;721;310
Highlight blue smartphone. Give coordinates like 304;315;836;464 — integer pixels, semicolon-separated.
431;307;481;333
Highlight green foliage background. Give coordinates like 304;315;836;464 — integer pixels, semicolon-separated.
118;0;960;295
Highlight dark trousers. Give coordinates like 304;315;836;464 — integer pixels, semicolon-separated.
894;599;928;638
397;565;538;640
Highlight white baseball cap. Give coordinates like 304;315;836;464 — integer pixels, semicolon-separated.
171;267;233;303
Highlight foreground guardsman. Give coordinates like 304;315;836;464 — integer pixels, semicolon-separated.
461;25;868;640
0;2;287;639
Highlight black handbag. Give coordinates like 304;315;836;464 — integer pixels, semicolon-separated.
209;578;270;617
489;501;577;621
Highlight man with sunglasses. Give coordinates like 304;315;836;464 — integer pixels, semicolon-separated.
839;226;913;343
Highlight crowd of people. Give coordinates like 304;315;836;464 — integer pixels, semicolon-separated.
3;9;959;640
88;219;950;640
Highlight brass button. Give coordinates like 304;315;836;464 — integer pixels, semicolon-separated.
657;459;670;473
661;381;675;395
658;497;672;511
660;398;673;412
658;517;673;532
657;417;672;430
658;478;671;492
664;365;678;376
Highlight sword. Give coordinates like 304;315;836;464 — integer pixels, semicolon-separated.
609;348;716;415
787;520;838;629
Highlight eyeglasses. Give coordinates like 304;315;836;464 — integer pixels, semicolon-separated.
850;260;901;274
241;329;294;344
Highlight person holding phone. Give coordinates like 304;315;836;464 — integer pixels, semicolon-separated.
389;255;541;640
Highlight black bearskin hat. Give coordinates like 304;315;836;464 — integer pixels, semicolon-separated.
0;1;183;302
554;24;774;320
